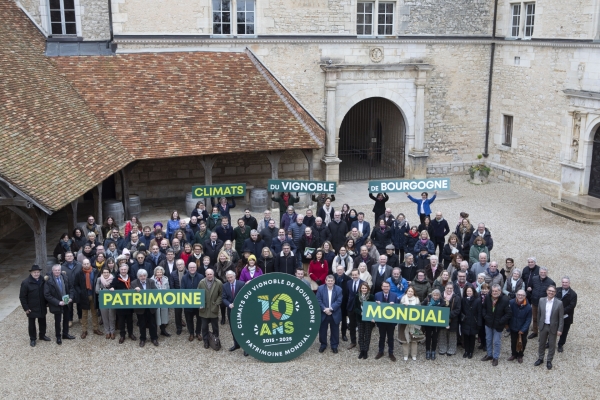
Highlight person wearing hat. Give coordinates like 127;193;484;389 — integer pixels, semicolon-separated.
19;265;50;347
239;255;263;283
385;244;400;269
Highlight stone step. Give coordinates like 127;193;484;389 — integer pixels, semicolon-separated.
560;194;600;213
542;202;600;225
550;199;600;219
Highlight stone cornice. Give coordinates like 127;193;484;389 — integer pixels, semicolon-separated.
113;35;600;49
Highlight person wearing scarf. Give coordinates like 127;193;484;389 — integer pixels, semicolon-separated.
500;257;516;282
95;267;116;339
354;282;374;359
421;289;442;360
438;283;461;356
77;260;101;339
333;247;354;276
508;290;531;363
400;287;421;360
461;286;481;359
321;201;333;225
152;266;171;337
111;262;136;343
95;253;106;274
503;269;525;299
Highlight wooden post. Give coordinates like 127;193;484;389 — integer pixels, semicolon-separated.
301;149;314;181
266;151;284;210
120;162;137;221
93;183;103;225
8;205;48;270
66;199;78;233
199;155;218;206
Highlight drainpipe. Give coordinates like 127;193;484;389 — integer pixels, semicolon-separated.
107;0;114;49
483;0;499;158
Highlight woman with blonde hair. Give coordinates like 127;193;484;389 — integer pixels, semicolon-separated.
152;266;171;337
357;262;373;288
399;286;421;360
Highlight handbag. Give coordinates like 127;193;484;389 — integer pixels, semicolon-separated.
208;332;221;351
410;327;425;341
516;333;523;353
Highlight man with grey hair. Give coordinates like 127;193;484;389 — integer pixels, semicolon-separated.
483;261;504;288
556;276;577;352
280;205;297;233
289;214;307;266
534;285;563;370
257;210;274;232
452;260;476;283
508;289;532;363
469;222;493;251
222;270;246;355
198;268;223;349
371;255;392;294
481;284;512;366
471;252;489;277
522;257;540;295
528;267;555;339
44;264;75;344
132;269;159;347
328;211;348;252
171;259;187;335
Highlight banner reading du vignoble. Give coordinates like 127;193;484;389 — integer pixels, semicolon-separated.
99;289;204;309
368;178;451;193
361;302;450;327
268;179;336;194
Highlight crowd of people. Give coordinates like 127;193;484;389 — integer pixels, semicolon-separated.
19;191;577;369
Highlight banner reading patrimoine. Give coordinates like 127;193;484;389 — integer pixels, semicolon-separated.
231;273;320;363
99;289;204;309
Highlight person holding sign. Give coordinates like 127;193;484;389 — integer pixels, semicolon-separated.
44;264;75;344
369;192;389;225
211;197;236;220
399;286;421;361
405;191;438;224
132;269;159;347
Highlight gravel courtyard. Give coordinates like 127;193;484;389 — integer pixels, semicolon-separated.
1;176;597;399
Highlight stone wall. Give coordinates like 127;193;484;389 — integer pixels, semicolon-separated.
259;0;353;35
398;0;493;36
81;0;110;40
113;149;324;200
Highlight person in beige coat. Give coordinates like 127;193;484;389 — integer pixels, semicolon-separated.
399;287;421;360
534;285;564;370
198;268;223;348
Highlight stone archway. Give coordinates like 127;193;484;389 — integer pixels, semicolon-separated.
338;97;406;181
589;126;600;198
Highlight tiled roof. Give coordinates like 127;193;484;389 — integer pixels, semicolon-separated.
52;50;326;160
0;0;133;212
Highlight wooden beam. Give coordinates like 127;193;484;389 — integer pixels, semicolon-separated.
120;162;138;221
66;199;78;234
93;183;103;226
0;197;29;207
300;149;314;181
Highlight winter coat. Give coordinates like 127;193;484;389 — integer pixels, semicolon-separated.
19;275;47;318
461;296;482;336
258;255;276;274
404;233;419;258
215;224;235;243
417;223;435;239
503;278;525;299
73;268;97;309
181;272;205;312
430;218;450;238
328;220;349;251
197;278;223;318
522;265;540;290
61;261;82;289
483;269;504;288
354;293;375;322
482;293;512;332
529;276;556;306
414;239;435;255
442;243;463;268
299;234;320;263
387;277;408;298
370;226;392;253
441;293;462;332
310;224;331;247
309;260;329;285
407;194;436;217
239;266;264;283
260;226;278;248
289;222;307;248
211;197;236;219
312;194;335;210
391;220;410;251
241;215;258;230
233;226;251;254
369;193;389;217
44;272;75;314
509;298;532;333
272;194;299;215
413;278;432;303
166;219;180;241
242;238;265;257
281;212;298;234
271;237;297;255
274;252;298;275
425;264;443;284
469;228;494;251
400;262;418;283
469;244;489;266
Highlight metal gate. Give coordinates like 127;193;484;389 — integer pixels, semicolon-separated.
338;97;406;181
590;127;600;198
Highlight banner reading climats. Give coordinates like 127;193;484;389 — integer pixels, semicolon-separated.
192;184;246;198
231;273;320;362
99;289;204;309
361;302;450;328
368;178;451;193
268;179;336;194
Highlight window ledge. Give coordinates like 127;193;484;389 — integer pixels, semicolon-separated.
496;144;512;152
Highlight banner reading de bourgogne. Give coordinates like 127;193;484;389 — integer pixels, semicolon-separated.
99;289;204;309
361;302;450;328
368;178;451;193
192;184;246;198
268;179;336;194
231;273;320;363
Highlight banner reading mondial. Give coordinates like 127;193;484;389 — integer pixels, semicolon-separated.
368;178;451;193
361;302;450;328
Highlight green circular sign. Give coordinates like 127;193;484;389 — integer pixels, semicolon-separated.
231;273;320;362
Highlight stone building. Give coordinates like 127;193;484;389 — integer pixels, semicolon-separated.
3;0;600;261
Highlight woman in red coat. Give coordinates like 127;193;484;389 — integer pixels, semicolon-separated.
309;250;328;286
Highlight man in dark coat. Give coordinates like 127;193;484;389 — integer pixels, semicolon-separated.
19;265;49;346
556;276;577;352
181;263;204;341
310;217;331;246
44;264;76;344
260;219;278;248
241;209;258;230
274;243;298;275
527;267;555;339
327;211;348;252
222;270;247;355
61;251;82;326
203;232;224;265
481;284;512;366
111;261;137;343
333;264;351;342
132;269;159;347
430;211;450;257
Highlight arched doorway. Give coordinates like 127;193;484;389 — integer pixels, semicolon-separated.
589;126;600;198
338;97;405;181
